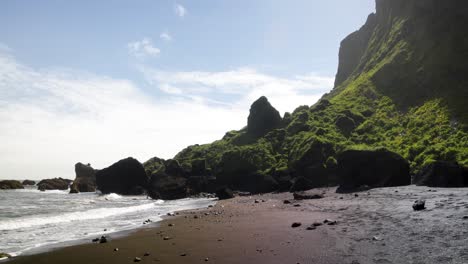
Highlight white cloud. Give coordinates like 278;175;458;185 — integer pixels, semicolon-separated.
174;3;187;17
0;51;246;180
127;38;160;58
140;67;334;115
160;32;172;42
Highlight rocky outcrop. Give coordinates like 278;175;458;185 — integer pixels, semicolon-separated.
70;163;97;193
0;180;24;190
22;180;35;186
337;148;410;192
37;178;72;191
96;157;148;195
247;96;282;137
148;172;187;200
413;161;468;187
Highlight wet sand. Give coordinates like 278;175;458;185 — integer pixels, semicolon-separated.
6;186;468;264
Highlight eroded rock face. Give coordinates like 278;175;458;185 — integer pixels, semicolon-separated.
37;178;72;191
247;96;282;137
96;157;148;195
413;161;468;187
337;148;410;192
70;163;97;193
0;180;24;190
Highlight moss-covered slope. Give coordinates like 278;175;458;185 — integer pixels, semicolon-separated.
146;0;468;189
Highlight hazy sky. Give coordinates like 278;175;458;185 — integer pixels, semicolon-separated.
0;0;375;180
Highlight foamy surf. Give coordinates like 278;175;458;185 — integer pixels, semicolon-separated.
0;189;215;256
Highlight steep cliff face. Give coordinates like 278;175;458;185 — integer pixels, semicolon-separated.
334;0;468;121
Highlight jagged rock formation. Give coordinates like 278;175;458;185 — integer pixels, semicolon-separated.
70;163;97;193
0;180;24;190
247;96;282;137
96;157;148;195
37;178;72;191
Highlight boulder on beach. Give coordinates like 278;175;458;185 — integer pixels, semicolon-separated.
70;163;97;193
413;161;468;187
147;172;188;200
0;180;24;190
22;180;36;186
96;157;148;195
37;178;72;191
216;187;234;200
336;148;410;192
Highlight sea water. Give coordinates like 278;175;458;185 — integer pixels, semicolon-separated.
0;187;215;257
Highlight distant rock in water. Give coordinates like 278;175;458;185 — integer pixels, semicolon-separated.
37;178;72;191
413;161;468;187
96;157;148;195
337;148;410;192
22;180;35;186
70;163;97;193
247;96;282;137
0;180;24;190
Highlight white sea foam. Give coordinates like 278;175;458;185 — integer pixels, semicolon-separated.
0;202;158;230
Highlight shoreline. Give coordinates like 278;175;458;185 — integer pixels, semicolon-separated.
4;186;468;264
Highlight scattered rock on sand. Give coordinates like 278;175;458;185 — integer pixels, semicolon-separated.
114;248;119;252
291;222;302;228
462;216;468;220
99;236;107;243
205;257;209;261
293;192;324;200
324;219;337;225
92;238;99;243
312;222;323;227
306;226;316;230
163;236;171;240
413;200;426;211
134;257;142;262
144;252;150;256
0;253;11;259
283;200;291;204
180;253;187;257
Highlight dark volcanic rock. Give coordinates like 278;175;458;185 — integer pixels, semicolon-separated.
164;159;186;178
247;96;282;137
413;200;426;211
96;157;148;195
335;115;356;136
0;180;24;190
291;222;302;228
336;148;410;192
148;172;188;200
293;192;324;200
191;159;208;176
413;161;468;187
37;178;72;191
22;180;35;186
216;187;234;200
70;163;97;193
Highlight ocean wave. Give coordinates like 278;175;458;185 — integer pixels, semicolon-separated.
0;202;158;231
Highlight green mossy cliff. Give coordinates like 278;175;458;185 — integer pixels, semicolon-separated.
145;0;468;191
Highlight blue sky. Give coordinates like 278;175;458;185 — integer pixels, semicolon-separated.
0;0;375;179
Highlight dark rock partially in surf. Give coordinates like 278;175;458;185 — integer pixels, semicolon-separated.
337;148;410;192
413;161;468;187
37;178;72;191
70;163;97;193
148;172;188;200
0;180;24;190
216;187;234;200
96;157;148;195
22;180;36;186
